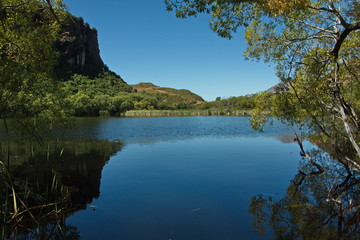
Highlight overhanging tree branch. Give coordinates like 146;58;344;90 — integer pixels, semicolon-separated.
331;23;360;59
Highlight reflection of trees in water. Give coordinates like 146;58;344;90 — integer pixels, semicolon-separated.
249;148;360;239
0;140;123;239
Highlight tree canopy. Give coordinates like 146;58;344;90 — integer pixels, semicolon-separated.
165;0;360;172
0;0;70;136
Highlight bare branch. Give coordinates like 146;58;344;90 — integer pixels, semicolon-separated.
291;18;335;35
294;134;325;174
333;86;360;160
332;27;351;59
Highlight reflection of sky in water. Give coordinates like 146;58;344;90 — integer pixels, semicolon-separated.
68;135;301;240
55;116;295;145
2;117;305;239
3;118;354;239
60;117;303;240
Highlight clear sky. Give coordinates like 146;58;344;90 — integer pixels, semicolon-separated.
63;0;279;101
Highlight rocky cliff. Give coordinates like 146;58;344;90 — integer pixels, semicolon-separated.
56;15;105;78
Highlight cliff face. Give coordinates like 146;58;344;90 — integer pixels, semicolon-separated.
56;15;105;78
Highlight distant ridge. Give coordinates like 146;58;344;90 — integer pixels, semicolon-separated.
266;82;288;93
266;84;278;94
132;82;205;104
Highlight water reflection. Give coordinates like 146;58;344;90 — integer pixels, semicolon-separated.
0;139;123;239
0;117;303;239
64;117;294;145
0;117;295;144
249;149;360;239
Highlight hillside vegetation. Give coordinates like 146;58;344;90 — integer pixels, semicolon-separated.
56;17;208;116
132;83;204;104
0;0;257;120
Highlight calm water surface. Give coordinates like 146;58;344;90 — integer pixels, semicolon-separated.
59;116;301;240
1;116;304;239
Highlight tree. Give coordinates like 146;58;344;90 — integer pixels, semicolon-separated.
0;0;69;136
249;152;360;239
165;0;360;172
120;99;134;112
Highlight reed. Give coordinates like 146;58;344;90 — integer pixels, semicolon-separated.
123;109;252;117
0;142;74;239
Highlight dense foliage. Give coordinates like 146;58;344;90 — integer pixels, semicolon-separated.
0;0;215;120
0;0;70;131
62;72;211;116
199;94;256;110
62;72;257;116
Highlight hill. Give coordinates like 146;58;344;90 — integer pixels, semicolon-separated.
0;1;206;118
54;15;206;116
266;82;288;93
132;83;205;105
55;15;207;115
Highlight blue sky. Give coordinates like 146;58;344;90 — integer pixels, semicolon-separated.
64;0;279;101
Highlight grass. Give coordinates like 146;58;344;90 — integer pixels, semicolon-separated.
123;109;252;117
0;142;74;240
131;82;205;104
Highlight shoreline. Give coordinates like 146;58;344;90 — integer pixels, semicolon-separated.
122;109;252;117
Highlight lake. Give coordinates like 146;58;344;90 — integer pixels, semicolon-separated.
1;116;304;239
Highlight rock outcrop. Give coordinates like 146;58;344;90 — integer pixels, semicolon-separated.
56;15;105;78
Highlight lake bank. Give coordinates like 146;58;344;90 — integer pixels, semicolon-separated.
122;109;252;117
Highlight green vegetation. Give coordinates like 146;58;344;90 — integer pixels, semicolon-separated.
0;139;122;239
0;0;70;130
0;1;257;119
63;72;133;116
0;1;81;238
62;76;258;117
1;0;359;237
62;74;206;116
120;94;257;117
124;109;251;117
198;95;256;111
0;0;207;119
132;82;205;105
